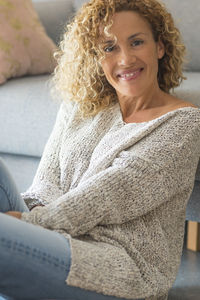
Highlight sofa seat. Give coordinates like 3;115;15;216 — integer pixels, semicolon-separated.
0;153;40;193
0;75;60;192
174;71;200;108
0;75;60;158
168;242;200;299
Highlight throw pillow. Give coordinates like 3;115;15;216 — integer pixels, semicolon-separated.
0;0;57;85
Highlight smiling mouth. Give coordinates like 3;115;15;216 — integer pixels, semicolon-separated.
117;68;144;81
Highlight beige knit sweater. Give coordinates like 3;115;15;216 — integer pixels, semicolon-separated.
21;101;200;300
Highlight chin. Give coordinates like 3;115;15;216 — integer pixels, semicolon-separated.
118;88;141;98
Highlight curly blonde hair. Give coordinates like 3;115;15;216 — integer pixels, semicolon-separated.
51;0;186;117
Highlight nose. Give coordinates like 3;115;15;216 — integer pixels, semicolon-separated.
117;47;136;66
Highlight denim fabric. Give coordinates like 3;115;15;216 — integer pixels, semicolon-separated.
0;158;29;213
0;158;144;300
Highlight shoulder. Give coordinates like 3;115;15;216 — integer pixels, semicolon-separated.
56;100;80;123
59;100;77;115
161;94;200;125
164;93;198;109
162;103;200;153
151;95;200;147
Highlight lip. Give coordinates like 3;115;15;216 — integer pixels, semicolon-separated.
117;68;144;81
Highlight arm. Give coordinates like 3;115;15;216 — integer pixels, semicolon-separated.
21;101;73;209
20;152;193;236
5;211;22;218
21;110;200;235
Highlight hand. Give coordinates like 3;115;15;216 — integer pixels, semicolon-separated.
5;211;22;219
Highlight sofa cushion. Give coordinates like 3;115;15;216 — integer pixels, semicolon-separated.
173;72;200;108
0;152;40;193
0;0;57;85
186;180;200;221
162;0;200;71
0;75;60;157
74;0;85;10
173;71;200;182
196;165;200;182
32;0;74;44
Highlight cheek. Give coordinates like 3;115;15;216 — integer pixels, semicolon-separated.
101;61;109;77
101;58;114;78
145;51;159;73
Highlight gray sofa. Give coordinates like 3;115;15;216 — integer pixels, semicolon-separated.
0;0;74;192
0;0;200;299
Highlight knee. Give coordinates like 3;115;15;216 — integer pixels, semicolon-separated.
0;157;6;169
0;158;9;179
0;159;14;192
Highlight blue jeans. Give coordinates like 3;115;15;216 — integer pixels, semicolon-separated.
0;158;144;300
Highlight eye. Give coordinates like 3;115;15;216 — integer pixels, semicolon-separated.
104;45;115;53
131;40;144;47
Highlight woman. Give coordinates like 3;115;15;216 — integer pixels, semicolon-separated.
0;0;200;299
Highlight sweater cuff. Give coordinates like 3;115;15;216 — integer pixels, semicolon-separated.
21;206;48;226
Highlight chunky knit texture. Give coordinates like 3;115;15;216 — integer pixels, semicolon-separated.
21;101;200;300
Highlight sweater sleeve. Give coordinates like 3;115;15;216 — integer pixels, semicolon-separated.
21;120;200;236
21;102;72;209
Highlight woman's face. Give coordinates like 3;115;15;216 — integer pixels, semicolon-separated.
100;11;165;99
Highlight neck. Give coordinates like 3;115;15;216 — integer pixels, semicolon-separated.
117;84;166;120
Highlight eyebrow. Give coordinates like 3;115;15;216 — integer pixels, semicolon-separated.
102;32;146;45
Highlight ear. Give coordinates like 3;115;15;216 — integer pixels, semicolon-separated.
157;39;165;59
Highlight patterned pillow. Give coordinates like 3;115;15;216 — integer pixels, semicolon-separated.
0;0;57;84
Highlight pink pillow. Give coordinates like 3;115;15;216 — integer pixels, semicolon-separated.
0;0;57;84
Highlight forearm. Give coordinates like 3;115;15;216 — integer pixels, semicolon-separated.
5;211;22;219
5;204;45;219
20;157;178;237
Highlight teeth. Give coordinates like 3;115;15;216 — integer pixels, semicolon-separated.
124;72;136;77
120;70;139;78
